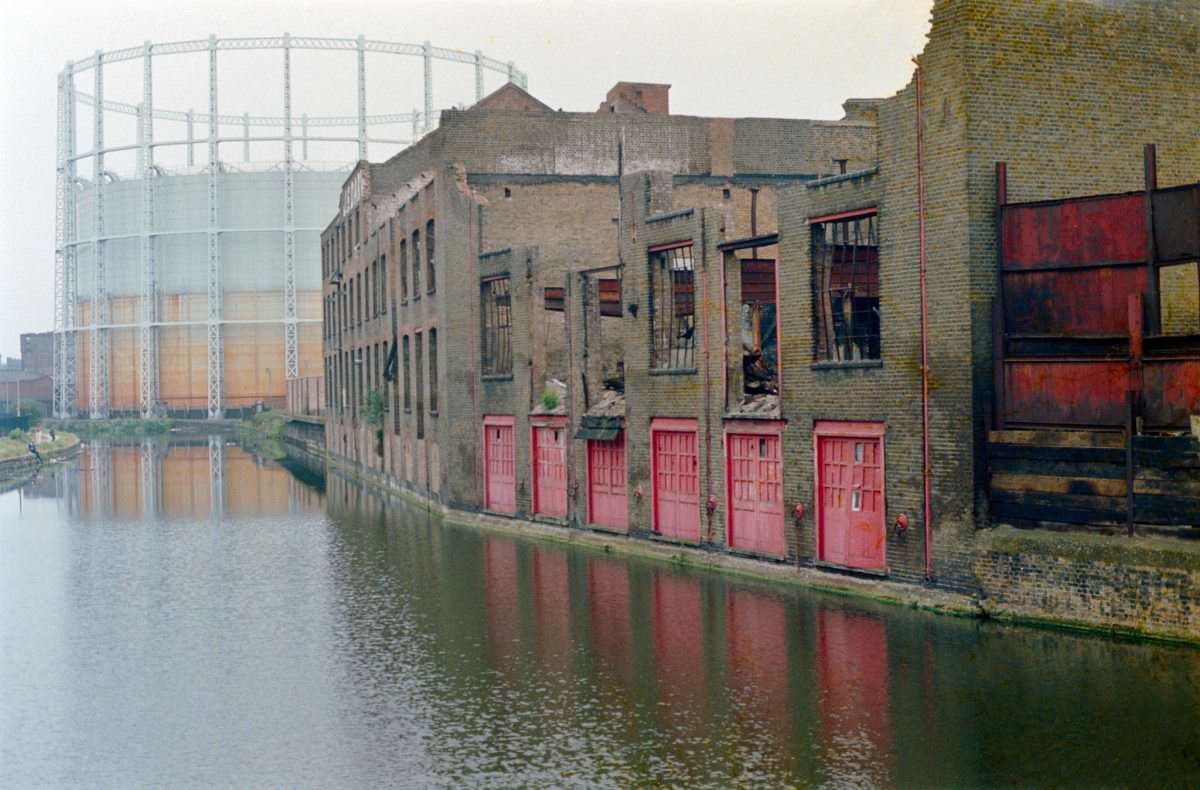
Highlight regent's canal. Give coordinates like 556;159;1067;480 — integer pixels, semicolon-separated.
2;439;1198;787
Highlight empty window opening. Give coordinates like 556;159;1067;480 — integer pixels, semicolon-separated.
540;286;568;412
482;276;513;376
580;267;624;416
812;211;880;362
650;244;696;370
740;255;777;399
1159;261;1200;335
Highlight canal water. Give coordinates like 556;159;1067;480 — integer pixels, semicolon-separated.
2;438;1198;787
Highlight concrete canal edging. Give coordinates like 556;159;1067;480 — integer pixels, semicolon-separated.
310;447;1200;646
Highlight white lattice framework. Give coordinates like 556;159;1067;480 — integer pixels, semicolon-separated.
54;35;527;419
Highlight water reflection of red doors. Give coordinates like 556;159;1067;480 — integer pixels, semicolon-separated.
532;548;572;669
484;537;520;673
483;416;516;514
726;588;791;745
816;608;892;786
587;557;631;686
652;573;706;727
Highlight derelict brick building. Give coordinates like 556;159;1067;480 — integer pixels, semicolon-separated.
317;0;1200;640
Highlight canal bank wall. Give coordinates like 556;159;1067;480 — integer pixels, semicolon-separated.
310;444;1199;646
0;435;80;492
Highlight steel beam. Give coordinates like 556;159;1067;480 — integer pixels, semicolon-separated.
356;35;367;160
54;72;67;418
140;40;159;418
206;34;223;419
474;50;483;103
63;65;77;417
283;33;299;381
90;50;109;419
208;434;224;518
423;41;433;132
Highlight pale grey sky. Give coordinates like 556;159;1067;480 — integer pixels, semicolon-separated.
0;0;933;359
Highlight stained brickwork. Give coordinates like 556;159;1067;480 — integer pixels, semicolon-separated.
315;1;1200;639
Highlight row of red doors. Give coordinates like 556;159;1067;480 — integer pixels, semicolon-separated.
482;416;886;571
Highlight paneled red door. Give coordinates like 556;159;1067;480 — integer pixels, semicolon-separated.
652;420;700;542
727;429;785;556
532;419;567;518
587;434;628;531
483;416;516;514
816;422;885;571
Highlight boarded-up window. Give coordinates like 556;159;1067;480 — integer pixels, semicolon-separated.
812;211;880;362
379;254;387;314
649;243;696;370
482;276;513;375
426;219;436;293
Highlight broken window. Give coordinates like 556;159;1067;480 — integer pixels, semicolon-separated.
739;254;778;398
812;211;880;362
481;276;513;375
426;219;436;293
649;243;696;370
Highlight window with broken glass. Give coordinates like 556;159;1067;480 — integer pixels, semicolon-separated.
649;243;696;370
481;276;513;376
812;211;880;362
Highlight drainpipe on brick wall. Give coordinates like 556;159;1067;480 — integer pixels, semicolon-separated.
913;56;933;583
701;211;715;544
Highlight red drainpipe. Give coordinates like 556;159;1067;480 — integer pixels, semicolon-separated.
913;56;933;582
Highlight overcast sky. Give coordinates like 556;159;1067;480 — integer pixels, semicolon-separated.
0;0;933;360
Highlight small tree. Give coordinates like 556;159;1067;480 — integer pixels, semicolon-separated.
364;388;387;449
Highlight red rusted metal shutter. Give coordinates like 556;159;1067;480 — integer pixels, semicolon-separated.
727;429;785;556
652;419;700;541
816;422;885;571
483;416;516;514
532;419;567;518
587;434;628;531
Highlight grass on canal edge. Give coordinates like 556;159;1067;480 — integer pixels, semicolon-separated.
52;418;172;437
0;431;79;461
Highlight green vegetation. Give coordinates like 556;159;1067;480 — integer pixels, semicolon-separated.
364;388;387;444
237;411;287;460
540;388;561;411
56;418;171;437
0;431;78;461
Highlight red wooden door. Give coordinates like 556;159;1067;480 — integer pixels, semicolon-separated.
483;417;515;514
817;425;884;570
727;431;785;556
587;434;628;531
532;423;567;518
652;424;700;541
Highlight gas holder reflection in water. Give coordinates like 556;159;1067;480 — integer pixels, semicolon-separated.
2;439;1199;788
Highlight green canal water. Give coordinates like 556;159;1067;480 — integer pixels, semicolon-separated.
2;438;1198;787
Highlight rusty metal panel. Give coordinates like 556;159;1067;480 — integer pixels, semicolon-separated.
1001;193;1146;269
1003;267;1147;336
1141;359;1200;428
1153;184;1200;263
1004;360;1129;427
